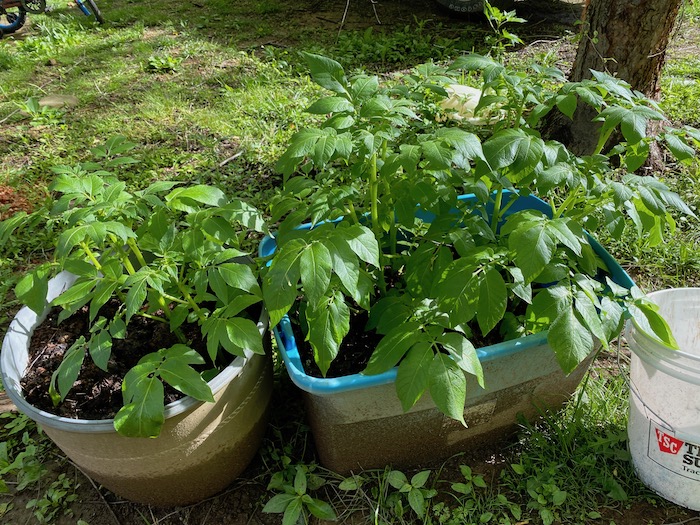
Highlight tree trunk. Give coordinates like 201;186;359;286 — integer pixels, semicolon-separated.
544;0;683;157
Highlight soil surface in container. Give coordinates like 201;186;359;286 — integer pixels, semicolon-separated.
21;301;223;420
293;310;382;378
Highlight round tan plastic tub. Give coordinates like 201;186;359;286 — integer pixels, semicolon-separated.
1;272;273;506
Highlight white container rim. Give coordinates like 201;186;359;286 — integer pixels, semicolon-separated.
628;287;700;365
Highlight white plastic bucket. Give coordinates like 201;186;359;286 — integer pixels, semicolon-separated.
626;288;700;511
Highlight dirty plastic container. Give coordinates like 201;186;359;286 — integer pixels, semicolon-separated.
626;288;700;511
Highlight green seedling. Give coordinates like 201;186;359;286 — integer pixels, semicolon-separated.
263;464;337;525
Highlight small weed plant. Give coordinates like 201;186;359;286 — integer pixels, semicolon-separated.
16;21;87;58
259;371;668;524
503;372;644;523
0;413;80;523
26;473;78;524
333;21;470;69
144;54;183;73
482;1;526;57
17;97;65;127
384;470;437;520
0;414;49;494
432;464;523;525
264;464;337;524
336;468;435;524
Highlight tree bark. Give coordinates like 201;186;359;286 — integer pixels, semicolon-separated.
544;0;683;157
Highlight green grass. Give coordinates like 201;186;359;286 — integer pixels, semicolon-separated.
0;10;323;197
502;371;643;524
661;57;700;127
1;0;700;523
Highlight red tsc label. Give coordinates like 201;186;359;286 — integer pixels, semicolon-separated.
647;422;700;481
656;428;684;454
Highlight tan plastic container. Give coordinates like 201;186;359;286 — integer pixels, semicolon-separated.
1;272;273;506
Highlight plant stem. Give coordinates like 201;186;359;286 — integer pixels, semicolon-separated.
499;194;517;218
509;84;523;130
345;201;360;224
554;187;581;218
368;152;387;293
139;312;169;324
491;187;504;233
153;296;187;343
121;253;137;275
160;292;190;306
514;100;524;129
378;171;398;255
369;152;380;234
593;128;615;156
389;210;397;255
105;235;138;275
80;242;102;271
157;295;171;320
127;238;148;268
176;281;206;322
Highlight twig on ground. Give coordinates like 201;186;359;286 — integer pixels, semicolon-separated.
199;500;214;525
664;517;700;525
245;506;259;525
219;150;244;167
527;38;562;47
0;109;21;126
153;507;186;523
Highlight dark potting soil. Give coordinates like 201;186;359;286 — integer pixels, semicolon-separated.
294;309;520;379
21;301;214;420
294;311;383;378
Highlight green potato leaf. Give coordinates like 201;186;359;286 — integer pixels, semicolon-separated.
429;353;467;426
395;342;433;412
548;305;595;374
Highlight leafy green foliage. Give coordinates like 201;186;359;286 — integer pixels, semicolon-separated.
384;469;437;519
0;139;268;438
144;54;183;73
0;414;50;494
450;465;488;497
502;372;645;524
264;52;694;425
16;97;65;127
432;465;523;525
14;21;86;58
26;473;78;524
0;412;83;523
332;21;474;69
482;1;526;58
263;464;337;525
